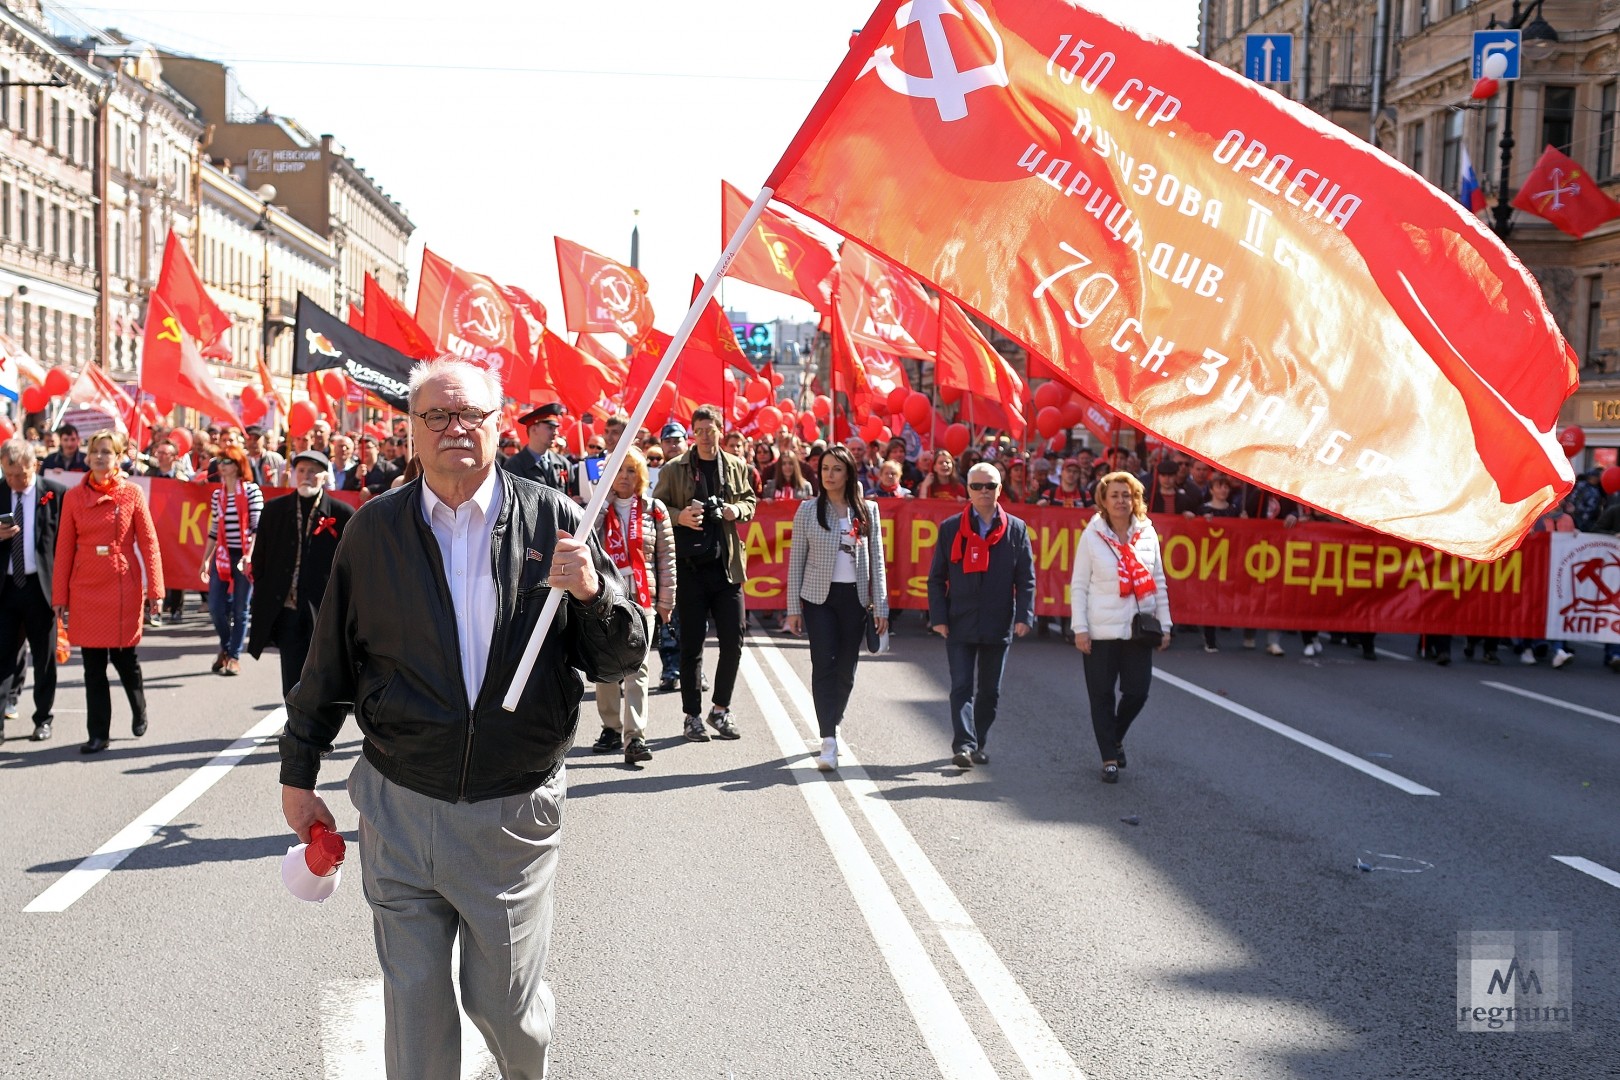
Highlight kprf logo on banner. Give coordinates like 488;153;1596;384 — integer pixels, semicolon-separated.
1545;533;1620;643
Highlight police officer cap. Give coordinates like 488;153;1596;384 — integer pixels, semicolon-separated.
518;403;567;427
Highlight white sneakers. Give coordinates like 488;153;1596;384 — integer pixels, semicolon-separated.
1520;648;1537;665
1552;648;1574;669
815;736;838;771
1266;642;1285;657
1303;641;1323;657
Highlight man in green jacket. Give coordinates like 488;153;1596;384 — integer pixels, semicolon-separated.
651;404;758;740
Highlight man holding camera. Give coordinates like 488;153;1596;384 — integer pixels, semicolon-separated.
651;405;756;742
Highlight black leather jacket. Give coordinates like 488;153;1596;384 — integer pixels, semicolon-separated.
279;470;647;802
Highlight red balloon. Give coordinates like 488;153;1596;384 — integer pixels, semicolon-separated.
167;427;193;456
878;424;892;442
1035;405;1066;439
43;366;72;398
1558;426;1585;457
860;416;884;442
240;385;262;408
288;400;318;437
1603;467;1620;496
942;423;970;456
938;383;962;406
886;386;910;414
1033;382;1066;412
22;386;48;413
755;405;784;433
776;398;795;415
321;370;347;400
799;412;820;440
745;378;770;404
1046;434;1067;453
652;382;678;424
902;391;933;429
811;395;832;421
0;416;14;442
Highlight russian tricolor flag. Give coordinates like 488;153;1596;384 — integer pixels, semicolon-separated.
0;350;17;407
1459;148;1487;213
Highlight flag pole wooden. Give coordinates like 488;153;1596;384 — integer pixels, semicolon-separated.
502;185;776;711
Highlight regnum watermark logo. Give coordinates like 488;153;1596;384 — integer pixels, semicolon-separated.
1457;930;1572;1032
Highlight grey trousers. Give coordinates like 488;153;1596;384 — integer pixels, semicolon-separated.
348;753;565;1080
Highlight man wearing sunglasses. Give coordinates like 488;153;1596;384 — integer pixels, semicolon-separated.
928;463;1036;770
279;358;645;1078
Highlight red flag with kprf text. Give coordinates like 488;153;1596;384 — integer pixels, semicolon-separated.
765;0;1577;559
1511;145;1620;238
414;247;538;396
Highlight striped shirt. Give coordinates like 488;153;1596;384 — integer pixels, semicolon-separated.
209;482;264;550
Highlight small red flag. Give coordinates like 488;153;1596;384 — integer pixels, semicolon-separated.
554;237;654;344
721;180;837;311
141;289;240;423
538;326;619;417
1511;145;1620;238
687;276;753;376
935;299;1024;439
154;231;229;346
364;274;437;359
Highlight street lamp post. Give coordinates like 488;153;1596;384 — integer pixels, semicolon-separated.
250;185;277;405
1489;0;1559;239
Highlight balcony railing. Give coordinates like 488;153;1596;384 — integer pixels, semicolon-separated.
1308;83;1373;113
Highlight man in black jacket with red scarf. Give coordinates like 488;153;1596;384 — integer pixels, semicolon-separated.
928;462;1035;770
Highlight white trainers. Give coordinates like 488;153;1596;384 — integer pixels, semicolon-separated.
1520;648;1537;665
1552;648;1574;669
1303;641;1322;657
815;736;838;772
1266;643;1285;657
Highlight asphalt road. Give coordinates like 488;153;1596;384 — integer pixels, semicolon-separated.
2;610;1616;1079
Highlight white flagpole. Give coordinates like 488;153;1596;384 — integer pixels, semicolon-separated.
502;185;776;711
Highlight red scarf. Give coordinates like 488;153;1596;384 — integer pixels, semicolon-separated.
215;484;254;595
85;470;124;495
602;497;651;607
1100;526;1156;600
949;507;1006;574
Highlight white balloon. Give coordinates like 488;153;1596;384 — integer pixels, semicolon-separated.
1482;52;1509;79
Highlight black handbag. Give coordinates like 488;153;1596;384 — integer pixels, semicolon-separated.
864;609;882;654
1131;611;1163;644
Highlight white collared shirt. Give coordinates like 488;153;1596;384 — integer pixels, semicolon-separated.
421;468;501;708
10;479;37;575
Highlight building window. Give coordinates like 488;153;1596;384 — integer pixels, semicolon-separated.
0;69;9;127
1450;0;1466;13
113;221;123;277
48;98;58;151
82;212;91;267
0;183;9;241
1599;82;1617;179
66;211;74;263
1585;275;1606;368
1541;85;1575;155
1411;119;1427;178
50;205;59;258
66;107;75;161
81;118;90;164
1441;108;1464;192
19;302;29;353
33;196;43;251
16;189;27;247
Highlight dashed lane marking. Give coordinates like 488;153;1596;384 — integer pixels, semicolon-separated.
1482;682;1620;727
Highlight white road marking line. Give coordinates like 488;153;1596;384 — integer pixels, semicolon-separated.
750;635;1087;1080
321;943;494;1079
1481;682;1620;727
24;709;289;913
1151;669;1440;796
1373;647;1413;662
738;650;999;1080
1551;856;1620;891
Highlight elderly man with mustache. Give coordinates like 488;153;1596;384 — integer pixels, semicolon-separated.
278;356;646;1080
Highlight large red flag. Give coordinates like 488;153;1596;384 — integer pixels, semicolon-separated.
765;0;1577;559
153;231;229;346
687;276;754;376
554;237;654;344
364;274;437;359
721;180;837;310
575;332;630;381
935;298;1025;438
1511;146;1620;238
623;328;729;427
414;248;536;395
142;291;239;423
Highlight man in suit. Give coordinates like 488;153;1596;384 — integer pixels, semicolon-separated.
500;402;570;491
247;450;355;696
326;435;358;491
350;434;400;496
0;439;66;741
41;424;88;472
927;462;1035;769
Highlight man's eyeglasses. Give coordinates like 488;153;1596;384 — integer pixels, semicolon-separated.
413;408;495;432
967;481;999;491
587;442;605;453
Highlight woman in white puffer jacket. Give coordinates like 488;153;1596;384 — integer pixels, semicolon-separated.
1070;471;1172;784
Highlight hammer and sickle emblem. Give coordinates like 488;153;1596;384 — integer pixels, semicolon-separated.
861;0;1008;123
156;316;183;344
597;273;635;315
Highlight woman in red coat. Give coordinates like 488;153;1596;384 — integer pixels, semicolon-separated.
52;430;164;754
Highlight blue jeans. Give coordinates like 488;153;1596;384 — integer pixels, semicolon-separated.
208;549;253;659
946;640;1008;753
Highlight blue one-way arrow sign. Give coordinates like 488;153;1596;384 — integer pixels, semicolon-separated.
1245;33;1293;84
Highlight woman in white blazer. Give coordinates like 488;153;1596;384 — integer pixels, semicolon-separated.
1070;470;1172;784
784;444;889;772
